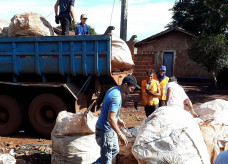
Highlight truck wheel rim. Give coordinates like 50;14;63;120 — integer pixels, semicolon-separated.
40;105;56;124
0;107;9;125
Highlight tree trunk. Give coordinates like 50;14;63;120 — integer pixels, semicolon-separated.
212;71;217;88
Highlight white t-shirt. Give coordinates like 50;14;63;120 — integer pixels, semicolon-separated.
166;82;188;108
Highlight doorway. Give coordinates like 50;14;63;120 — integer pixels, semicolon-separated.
163;52;174;77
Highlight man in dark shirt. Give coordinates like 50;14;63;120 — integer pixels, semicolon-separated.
54;0;77;35
75;14;90;35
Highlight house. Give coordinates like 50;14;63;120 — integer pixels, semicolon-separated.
134;27;212;83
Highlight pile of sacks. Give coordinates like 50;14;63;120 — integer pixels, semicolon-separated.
51;111;100;164
195;99;228;163
132;106;211;164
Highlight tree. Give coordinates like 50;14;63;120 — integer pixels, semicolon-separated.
204;0;228;34
188;34;228;86
167;0;226;35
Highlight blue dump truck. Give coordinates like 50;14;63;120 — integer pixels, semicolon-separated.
0;27;134;137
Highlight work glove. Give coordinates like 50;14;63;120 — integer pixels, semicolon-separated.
55;16;60;24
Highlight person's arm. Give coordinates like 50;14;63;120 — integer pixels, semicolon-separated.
108;111;128;146
54;0;59;16
146;82;161;96
70;5;77;25
185;98;198;117
166;87;171;106
156;82;161;96
117;117;126;129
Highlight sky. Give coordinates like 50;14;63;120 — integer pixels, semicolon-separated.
0;0;176;40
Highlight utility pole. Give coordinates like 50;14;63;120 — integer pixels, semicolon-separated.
120;0;128;41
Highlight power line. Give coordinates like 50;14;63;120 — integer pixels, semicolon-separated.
110;0;116;26
45;11;55;19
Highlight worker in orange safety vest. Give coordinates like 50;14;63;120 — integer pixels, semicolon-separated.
153;66;169;107
134;69;161;117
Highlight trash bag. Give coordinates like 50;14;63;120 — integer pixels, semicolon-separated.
112;35;134;71
132;106;210;164
8;12;55;37
0;154;16;164
195;99;228;163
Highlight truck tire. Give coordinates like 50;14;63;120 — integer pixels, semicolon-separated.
28;93;68;137
0;95;22;136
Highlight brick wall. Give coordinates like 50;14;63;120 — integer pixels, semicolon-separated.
133;54;159;83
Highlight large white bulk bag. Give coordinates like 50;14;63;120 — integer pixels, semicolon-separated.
112;35;134;71
132;106;210;164
8;12;55;37
195;99;228;163
51;134;100;164
51;111;100;164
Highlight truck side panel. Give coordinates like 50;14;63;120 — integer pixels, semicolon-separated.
0;35;112;80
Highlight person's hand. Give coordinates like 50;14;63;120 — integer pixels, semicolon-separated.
118;120;126;129
146;89;157;96
73;20;77;28
134;101;138;110
55;16;60;24
118;133;128;146
191;111;198;117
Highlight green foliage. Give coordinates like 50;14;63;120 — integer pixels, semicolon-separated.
58;24;97;35
167;0;227;35
188;34;228;72
89;27;97;35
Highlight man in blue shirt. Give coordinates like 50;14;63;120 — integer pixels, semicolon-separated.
94;75;140;164
75;14;90;35
54;0;77;35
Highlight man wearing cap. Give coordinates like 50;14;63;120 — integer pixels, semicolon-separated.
153;66;169;107
95;75;140;164
54;0;77;35
134;69;161;117
75;14;90;35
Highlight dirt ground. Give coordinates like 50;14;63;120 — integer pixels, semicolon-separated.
0;82;228;163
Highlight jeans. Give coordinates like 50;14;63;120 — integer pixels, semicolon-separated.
59;17;71;35
94;127;119;164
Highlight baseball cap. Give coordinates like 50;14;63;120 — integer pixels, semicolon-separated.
159;65;166;72
81;14;88;19
122;75;141;89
